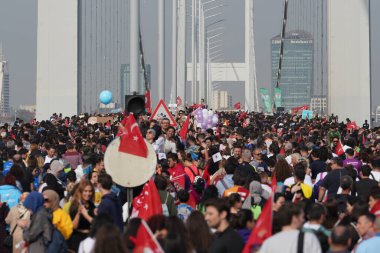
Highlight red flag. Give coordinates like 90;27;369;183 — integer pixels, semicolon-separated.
179;114;190;142
176;96;182;107
118;114;148;158
234;102;241;109
291;105;309;114
335;139;345;156
145;90;152;113
131;179;163;220
243;195;273;253
362;134;366;145
271;174;277;193
347;122;358;131
133;220;164;253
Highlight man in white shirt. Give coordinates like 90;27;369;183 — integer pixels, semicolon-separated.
44;145;56;164
260;202;322;253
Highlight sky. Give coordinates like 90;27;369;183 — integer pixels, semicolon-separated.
0;0;379;115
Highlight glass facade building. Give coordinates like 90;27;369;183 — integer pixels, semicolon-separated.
271;31;314;110
0;58;10;117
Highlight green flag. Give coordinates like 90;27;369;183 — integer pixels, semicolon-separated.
260;88;272;113
274;87;282;108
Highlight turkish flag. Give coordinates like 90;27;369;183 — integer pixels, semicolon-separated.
118;113;148;158
242;195;273;253
133;220;164;253
131;179;163;221
234;102;241;109
145;90;152;113
335;139;345;156
179;114;190;142
176;96;182;107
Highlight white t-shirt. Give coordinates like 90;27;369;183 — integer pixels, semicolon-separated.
260;230;321;253
78;237;95;253
370;171;380;182
164;139;177;154
152;136;165;154
44;155;56;164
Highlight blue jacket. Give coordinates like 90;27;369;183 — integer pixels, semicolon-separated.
0;185;22;208
97;192;123;231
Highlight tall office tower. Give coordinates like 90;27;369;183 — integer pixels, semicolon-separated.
0;52;10;117
327;0;370;126
271;31;314;111
36;0;78;120
36;0;130;120
78;0;129;113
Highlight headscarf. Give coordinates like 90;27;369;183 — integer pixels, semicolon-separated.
23;192;44;214
43;189;60;211
242;181;270;209
49;160;64;177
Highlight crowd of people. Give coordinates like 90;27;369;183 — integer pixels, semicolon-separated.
0;109;380;253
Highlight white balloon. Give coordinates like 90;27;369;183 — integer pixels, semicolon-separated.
212;117;218;124
208;110;214;116
197;123;202;128
202;109;208;114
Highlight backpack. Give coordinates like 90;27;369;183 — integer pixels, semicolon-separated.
47;227;68;253
188;167;206;194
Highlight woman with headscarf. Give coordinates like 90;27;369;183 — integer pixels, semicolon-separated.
18;192;53;253
42;189;73;240
39;160;65;199
5;193;31;253
242;180;270;220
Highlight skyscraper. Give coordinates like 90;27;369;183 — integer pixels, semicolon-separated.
36;0;130;119
271;31;314;110
0;51;10;117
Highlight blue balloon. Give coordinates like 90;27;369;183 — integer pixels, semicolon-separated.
99;90;113;105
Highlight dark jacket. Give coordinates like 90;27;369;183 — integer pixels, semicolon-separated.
42;174;65;200
23;208;53;253
97;192;123;231
209;226;244;253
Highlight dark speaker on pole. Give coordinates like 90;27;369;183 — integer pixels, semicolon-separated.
125;95;145;115
277;107;285;113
